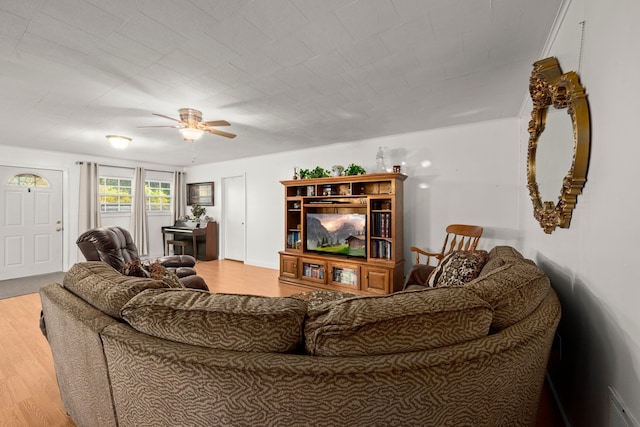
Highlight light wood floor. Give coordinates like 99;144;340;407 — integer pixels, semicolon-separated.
0;260;311;427
0;260;562;426
0;293;72;426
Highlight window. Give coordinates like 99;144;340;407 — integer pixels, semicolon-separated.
100;177;131;212
146;180;171;212
7;173;49;187
99;177;172;213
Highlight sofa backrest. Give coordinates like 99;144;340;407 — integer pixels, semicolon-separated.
59;246;551;356
63;261;170;319
121;289;308;353
304;286;493;356
468;246;550;331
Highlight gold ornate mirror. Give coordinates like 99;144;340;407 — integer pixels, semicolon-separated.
527;57;591;234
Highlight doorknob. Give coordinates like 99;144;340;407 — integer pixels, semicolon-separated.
56;227;62;232
56;220;62;224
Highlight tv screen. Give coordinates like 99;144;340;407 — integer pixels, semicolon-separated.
305;213;366;258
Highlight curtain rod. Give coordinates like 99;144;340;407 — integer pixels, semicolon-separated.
75;161;181;174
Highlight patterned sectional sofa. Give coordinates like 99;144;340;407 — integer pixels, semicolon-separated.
40;246;560;427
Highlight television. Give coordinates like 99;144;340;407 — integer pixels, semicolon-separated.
305;213;366;258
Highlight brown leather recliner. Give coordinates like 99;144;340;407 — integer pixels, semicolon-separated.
76;226;208;291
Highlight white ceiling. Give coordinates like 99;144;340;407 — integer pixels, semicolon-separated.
0;0;563;167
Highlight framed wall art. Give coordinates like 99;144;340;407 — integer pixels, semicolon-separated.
187;182;214;206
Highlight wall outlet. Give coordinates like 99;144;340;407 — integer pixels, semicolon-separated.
609;387;639;427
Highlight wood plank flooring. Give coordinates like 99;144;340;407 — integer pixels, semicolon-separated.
0;260;563;426
0;293;73;426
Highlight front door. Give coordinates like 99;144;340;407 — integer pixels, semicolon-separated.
0;166;63;280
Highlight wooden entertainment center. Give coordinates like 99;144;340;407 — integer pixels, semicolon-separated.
278;172;406;295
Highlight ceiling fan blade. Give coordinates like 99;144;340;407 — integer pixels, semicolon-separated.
202;120;230;127
207;128;236;139
137;125;180;128
152;113;182;123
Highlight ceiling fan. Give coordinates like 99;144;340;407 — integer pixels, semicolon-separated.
139;108;236;141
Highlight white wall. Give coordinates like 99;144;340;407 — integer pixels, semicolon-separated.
0;145;183;269
518;0;640;425
185;117;521;271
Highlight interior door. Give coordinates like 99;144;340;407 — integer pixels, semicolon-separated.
0;166;63;280
222;175;246;262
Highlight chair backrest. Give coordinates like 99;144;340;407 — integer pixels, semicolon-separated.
440;224;484;256
410;224;484;266
76;226;139;271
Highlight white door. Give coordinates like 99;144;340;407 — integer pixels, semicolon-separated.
0;167;63;280
222;175;245;262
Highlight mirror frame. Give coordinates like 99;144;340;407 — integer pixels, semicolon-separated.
527;57;591;234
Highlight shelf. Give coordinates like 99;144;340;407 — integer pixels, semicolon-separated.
303;203;365;208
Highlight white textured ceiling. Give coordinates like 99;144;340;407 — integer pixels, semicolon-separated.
0;0;562;166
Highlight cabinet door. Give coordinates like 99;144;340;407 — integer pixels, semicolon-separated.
363;266;389;294
329;263;360;290
280;255;298;279
299;259;327;284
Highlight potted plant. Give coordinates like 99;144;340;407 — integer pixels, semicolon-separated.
190;203;206;220
344;163;366;176
299;166;330;179
331;165;344;176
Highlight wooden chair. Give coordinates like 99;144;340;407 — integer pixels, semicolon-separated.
411;224;484;267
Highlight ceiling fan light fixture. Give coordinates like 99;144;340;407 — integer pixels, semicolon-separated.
106;135;132;149
179;127;204;141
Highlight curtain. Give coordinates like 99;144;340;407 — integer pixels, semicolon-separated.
130;167;148;256
172;171;186;221
78;162;101;233
77;161;101;262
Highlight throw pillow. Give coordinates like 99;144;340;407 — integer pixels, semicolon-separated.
119;259;150;278
426;250;489;288
148;262;185;289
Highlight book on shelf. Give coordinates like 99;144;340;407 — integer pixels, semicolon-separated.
371;240;392;259
303;263;324;279
333;267;358;285
287;230;301;249
372;212;392;238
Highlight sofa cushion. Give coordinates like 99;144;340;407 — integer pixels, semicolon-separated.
121;289;308;353
304;287;493;356
427;250;489;287
63;262;169;319
466;261;550;331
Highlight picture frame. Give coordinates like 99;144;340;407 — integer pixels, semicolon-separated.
187;182;214;206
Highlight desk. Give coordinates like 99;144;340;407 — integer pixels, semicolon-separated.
162;221;218;261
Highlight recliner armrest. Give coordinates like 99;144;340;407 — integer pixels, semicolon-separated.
179;275;209;291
